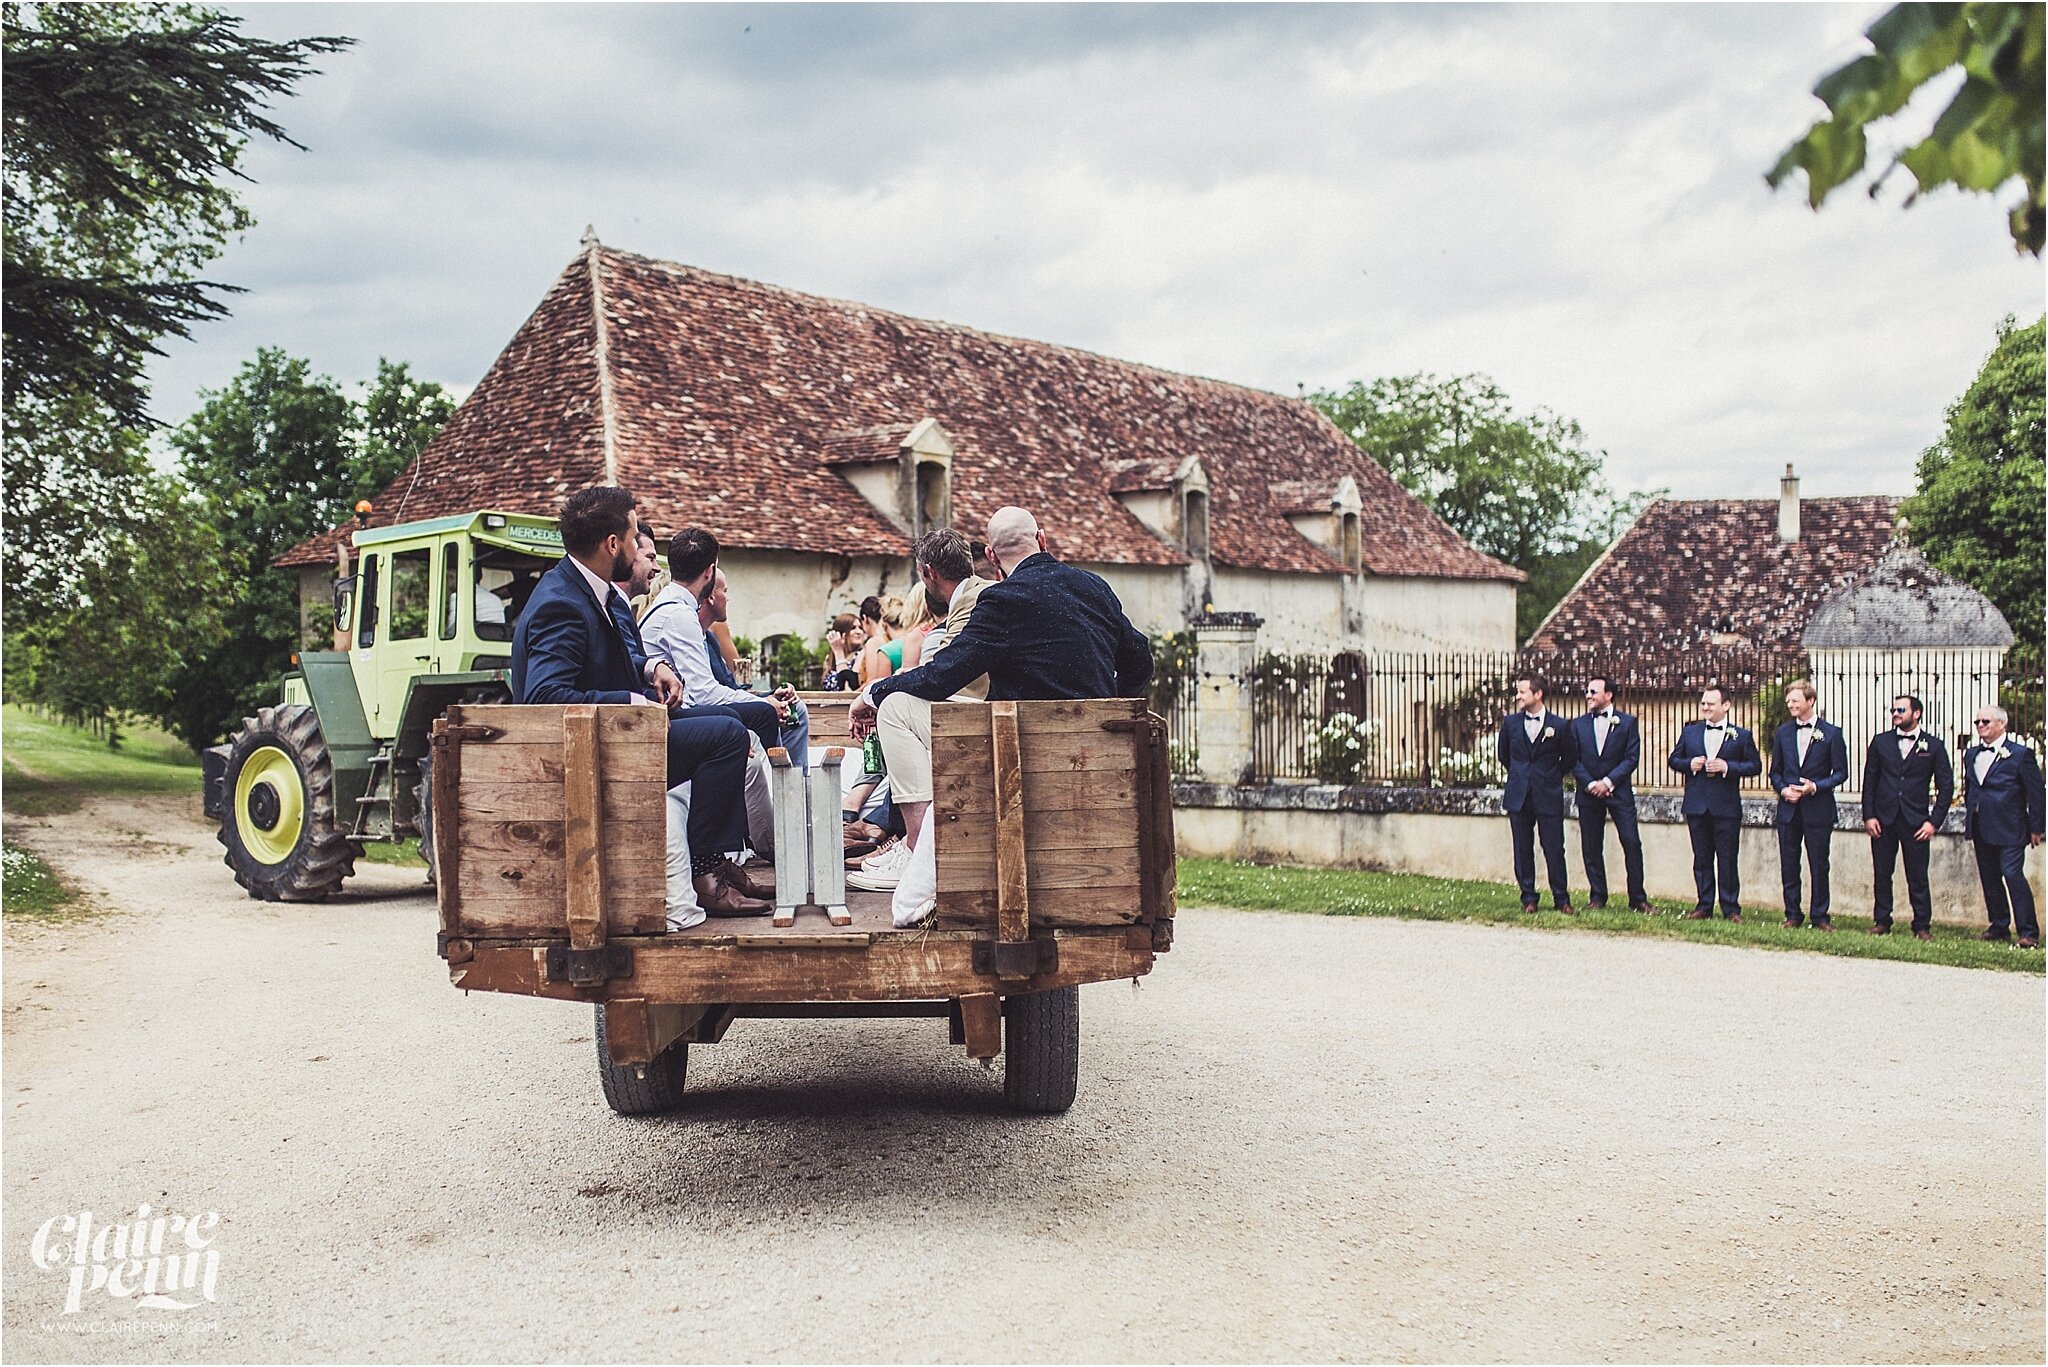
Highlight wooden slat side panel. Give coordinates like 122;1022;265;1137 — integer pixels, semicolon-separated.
447;703;669;941
443;704;671;746
989;703;1030;944
933;886;1141;930
457;781;665;824
929;697;1144;740
431;719;463;936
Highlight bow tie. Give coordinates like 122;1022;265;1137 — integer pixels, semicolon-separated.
1705;724;1724;731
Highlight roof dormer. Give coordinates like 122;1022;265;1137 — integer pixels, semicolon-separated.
1109;452;1208;564
822;416;954;539
1275;474;1363;572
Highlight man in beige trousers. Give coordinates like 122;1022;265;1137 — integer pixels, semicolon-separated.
847;528;991;897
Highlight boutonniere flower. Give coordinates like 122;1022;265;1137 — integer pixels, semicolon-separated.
1915;738;1928;753
1541;726;1554;741
1993;743;2010;761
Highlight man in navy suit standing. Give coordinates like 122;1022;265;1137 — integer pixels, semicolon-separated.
1497;673;1577;914
1768;679;1849;931
1961;704;2044;949
1571;675;1650;913
512;486;766;920
1860;693;1954;941
1668;684;1761;920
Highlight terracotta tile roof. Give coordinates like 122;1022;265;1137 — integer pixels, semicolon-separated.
281;244;1519;582
1526;495;1900;653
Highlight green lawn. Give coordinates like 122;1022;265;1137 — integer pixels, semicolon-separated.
1178;858;2043;975
2;704;202;816
357;837;426;868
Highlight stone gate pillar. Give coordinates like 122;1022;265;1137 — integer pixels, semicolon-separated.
1191;611;1263;785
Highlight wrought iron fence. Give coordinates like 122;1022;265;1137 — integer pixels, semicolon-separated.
1222;645;2042;794
1148;632;1201;777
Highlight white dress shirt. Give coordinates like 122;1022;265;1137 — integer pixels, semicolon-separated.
640;582;757;709
1702;722;1727;757
1974;747;1996;784
1523;712;1544;742
1795;721;1816;764
1592;709;1615;752
1896;727;1922;759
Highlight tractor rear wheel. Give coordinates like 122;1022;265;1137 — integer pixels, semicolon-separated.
218;704;356;902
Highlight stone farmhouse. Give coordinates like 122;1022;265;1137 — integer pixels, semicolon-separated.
280;236;1521;658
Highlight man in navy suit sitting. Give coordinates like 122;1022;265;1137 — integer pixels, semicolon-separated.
1497;673;1577;914
511;486;766;921
1571;674;1649;913
1860;693;1954;940
1768;679;1849;931
848;505;1153;927
1667;684;1762;921
1961;704;2044;948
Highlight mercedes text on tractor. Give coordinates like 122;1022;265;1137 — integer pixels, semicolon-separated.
206;510;566;900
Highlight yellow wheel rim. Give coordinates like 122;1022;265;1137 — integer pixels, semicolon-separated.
234;746;305;865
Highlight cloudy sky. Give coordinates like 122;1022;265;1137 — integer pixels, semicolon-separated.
150;2;2042;501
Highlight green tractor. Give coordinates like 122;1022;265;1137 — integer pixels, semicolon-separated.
206;510;566;900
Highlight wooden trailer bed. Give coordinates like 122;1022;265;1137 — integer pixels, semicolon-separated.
430;695;1174;1107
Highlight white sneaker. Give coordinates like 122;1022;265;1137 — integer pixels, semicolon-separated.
891;835;937;926
846;862;903;891
859;840;909;873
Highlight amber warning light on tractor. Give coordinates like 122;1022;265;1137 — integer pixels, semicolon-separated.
354;500;372;526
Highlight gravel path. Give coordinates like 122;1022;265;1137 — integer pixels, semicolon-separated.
4;794;2041;1363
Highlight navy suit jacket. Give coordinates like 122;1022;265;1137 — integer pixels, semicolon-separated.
1570;710;1639;801
1962;740;2045;846
869;554;1152;705
1667;721;1761;819
510;557;650;706
1497;711;1577;815
1768;718;1849;826
1860;730;1955;829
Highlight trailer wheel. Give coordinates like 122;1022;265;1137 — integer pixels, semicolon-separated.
1003;986;1079;1113
594;1004;689;1115
218;704;356;902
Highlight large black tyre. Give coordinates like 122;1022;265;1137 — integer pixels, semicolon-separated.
1003;986;1080;1113
594;1004;689;1115
218;703;356;902
414;749;436;888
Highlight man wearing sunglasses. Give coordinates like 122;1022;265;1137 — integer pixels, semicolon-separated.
1860;694;1955;940
1961;705;2044;948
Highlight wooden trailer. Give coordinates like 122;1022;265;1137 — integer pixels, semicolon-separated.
430;695;1176;1113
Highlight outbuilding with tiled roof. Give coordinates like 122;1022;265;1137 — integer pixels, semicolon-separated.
281;235;1520;654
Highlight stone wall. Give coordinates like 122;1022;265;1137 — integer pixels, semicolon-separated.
1173;781;2045;928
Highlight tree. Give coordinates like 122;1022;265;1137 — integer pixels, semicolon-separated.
2;3;350;427
1900;313;2045;653
1768;3;2045;256
1308;373;1653;641
164;350;455;745
353;359;456;504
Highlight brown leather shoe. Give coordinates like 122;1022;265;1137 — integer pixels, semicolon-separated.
1585;898;1607;911
1912;928;1933;942
1683;908;1713;920
1557;903;1576;916
715;856;774;900
2018;936;2040;949
1725;911;1743;923
1980;928;2011;943
694;874;771;917
1812;920;1835;932
1782;917;1802;930
1521;901;1539;914
1631;901;1657;915
1868;924;1891;936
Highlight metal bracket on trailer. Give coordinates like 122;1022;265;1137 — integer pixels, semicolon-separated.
974;938;1058;979
545;943;634;986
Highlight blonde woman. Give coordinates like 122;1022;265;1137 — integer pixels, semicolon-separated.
899;583;940;669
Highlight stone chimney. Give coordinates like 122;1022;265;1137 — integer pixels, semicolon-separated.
1778;463;1800;543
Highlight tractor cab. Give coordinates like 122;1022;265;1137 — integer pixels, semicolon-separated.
211;510;565;902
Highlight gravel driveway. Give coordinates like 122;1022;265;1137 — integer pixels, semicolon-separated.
4;794;2041;1362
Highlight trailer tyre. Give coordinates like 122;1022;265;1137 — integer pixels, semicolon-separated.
1003;986;1079;1113
594;1004;689;1114
218;704;356;902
